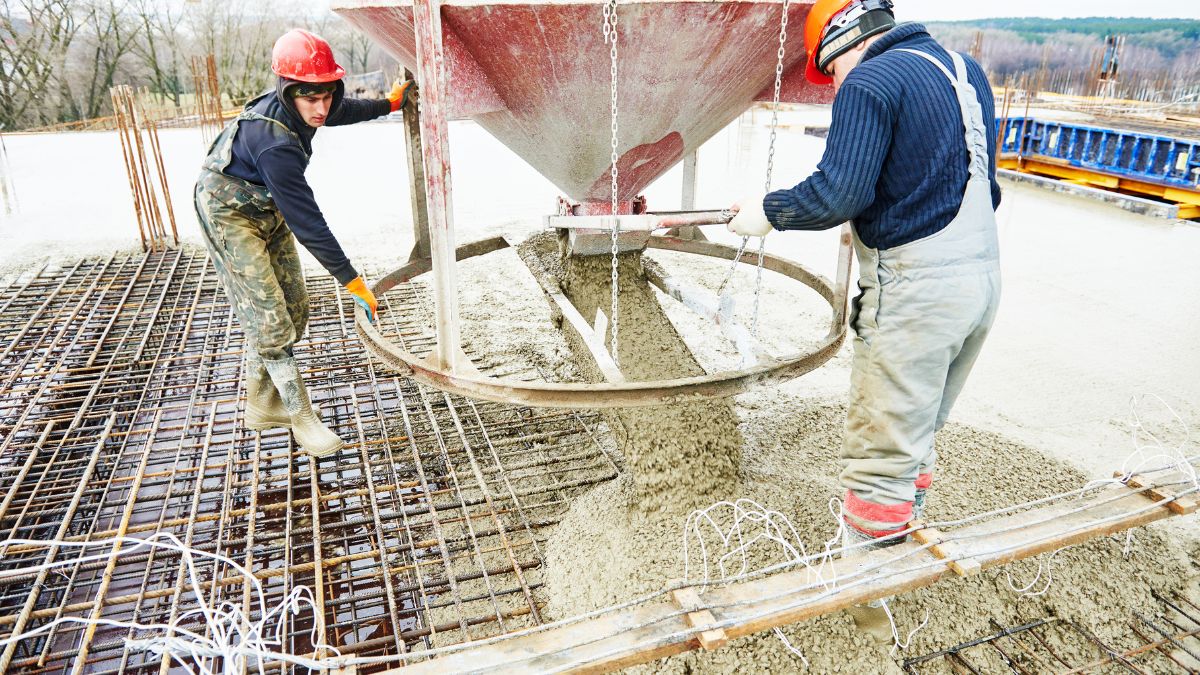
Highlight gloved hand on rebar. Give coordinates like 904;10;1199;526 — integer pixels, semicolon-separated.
727;194;773;238
345;276;379;323
387;80;416;112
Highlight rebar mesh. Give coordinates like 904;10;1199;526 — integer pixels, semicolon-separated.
904;590;1200;674
0;250;618;672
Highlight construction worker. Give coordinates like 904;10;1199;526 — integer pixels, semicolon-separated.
728;0;1002;548
194;29;415;457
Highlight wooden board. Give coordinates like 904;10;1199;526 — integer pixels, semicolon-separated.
373;470;1197;674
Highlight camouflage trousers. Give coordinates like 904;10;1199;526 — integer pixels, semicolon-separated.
194;170;309;360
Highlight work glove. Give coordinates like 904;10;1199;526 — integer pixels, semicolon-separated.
387;80;416;112
345;276;379;323
727;193;773;238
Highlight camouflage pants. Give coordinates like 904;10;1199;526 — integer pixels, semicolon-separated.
195;170;309;360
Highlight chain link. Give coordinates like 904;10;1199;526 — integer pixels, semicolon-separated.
719;0;789;337
605;0;621;366
754;0;789;334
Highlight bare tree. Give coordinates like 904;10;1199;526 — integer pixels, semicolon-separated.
0;0;78;128
131;0;185;110
185;0;304;105
70;0;143;119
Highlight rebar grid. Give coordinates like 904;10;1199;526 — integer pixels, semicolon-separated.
904;590;1200;674
0;250;618;673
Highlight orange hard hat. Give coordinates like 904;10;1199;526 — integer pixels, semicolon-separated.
271;29;345;83
804;0;895;85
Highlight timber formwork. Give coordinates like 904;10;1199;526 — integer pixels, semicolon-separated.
0;250;618;673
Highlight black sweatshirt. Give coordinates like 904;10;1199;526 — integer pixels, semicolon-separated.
223;86;391;285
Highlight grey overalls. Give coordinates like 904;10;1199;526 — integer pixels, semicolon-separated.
193;111;310;362
840;50;1002;535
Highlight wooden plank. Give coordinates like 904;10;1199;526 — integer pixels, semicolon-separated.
670;582;729;651
1116;472;1199;515
376;469;1195;674
908;522;981;577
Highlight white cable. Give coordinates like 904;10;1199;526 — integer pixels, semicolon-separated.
1003;547;1064;598
0;532;343;673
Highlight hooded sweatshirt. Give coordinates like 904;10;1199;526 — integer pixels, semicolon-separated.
223;78;391;285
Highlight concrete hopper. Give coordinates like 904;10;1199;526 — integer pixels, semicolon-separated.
333;0;832;212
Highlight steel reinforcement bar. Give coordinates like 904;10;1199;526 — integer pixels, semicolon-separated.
0;250;619;673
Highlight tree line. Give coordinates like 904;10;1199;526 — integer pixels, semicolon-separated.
928;18;1200;98
0;0;393;131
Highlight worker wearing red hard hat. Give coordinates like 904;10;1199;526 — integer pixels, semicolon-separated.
194;29;416;457
728;1;1002;549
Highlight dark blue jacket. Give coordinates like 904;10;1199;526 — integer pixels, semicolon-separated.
225;88;391;285
763;23;1001;249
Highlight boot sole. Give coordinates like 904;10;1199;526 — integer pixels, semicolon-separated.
302;438;345;458
245;406;322;432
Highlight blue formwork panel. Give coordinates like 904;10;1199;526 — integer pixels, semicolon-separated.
997;118;1200;190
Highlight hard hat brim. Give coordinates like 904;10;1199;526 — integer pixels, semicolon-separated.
805;57;833;86
279;65;346;84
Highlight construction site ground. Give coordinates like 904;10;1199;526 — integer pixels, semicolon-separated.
1;111;1198;672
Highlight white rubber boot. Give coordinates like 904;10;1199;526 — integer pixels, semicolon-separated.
263;356;344;457
244;354;320;431
244;354;291;431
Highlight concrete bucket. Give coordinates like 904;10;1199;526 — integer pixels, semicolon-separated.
334;0;833;212
333;0;852;408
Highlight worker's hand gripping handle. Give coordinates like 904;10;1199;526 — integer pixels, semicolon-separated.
388;80;417;112
345;276;379;323
726;193;773;237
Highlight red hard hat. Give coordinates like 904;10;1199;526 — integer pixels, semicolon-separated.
804;0;853;86
271;29;345;83
804;0;895;85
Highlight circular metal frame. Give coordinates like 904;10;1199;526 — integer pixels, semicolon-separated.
357;232;852;408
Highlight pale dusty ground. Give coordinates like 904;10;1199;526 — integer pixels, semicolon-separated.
2;112;1198;666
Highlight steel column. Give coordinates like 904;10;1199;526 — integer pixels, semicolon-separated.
411;0;461;372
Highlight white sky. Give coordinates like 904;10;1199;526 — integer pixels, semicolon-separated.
896;0;1198;21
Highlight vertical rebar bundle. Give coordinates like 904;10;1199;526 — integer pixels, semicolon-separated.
190;54;224;146
110;85;178;253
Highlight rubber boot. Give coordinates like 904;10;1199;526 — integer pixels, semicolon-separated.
841;518;902;643
244;354;291;430
263;356;344;457
244;354;320;431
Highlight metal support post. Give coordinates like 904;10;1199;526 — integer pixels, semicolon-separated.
402;68;431;262
411;0;462;372
665;149;707;241
681;149;698;210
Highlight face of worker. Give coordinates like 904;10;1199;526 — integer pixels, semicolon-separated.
294;91;334;128
829;42;869;92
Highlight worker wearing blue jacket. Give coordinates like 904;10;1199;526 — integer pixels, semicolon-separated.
728;0;1002;549
195;29;413;457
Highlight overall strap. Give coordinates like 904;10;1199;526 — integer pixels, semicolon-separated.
895;48;990;178
201;110;307;175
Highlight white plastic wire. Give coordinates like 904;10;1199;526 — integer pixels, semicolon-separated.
1003;547;1065;598
0;532;340;674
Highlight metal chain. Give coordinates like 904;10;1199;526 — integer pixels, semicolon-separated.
604;0;620;365
754;0;790;334
719;0;789;336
